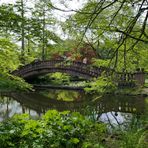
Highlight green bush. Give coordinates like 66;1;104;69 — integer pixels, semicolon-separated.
0;110;106;148
84;76;117;94
50;72;70;85
0;73;32;91
120;130;147;148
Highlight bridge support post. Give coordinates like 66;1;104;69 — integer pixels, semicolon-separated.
134;68;145;86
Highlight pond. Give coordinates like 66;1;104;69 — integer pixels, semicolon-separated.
0;89;147;129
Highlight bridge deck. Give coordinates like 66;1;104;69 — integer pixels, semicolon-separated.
12;60;145;87
12;60;106;80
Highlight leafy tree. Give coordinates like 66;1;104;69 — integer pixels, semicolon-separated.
54;0;148;71
0;38;31;91
0;3;24;49
0;38;19;72
32;0;62;60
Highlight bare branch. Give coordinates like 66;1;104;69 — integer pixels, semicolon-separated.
114;29;148;43
48;2;100;15
127;10;148;51
109;0;126;26
76;0;118;48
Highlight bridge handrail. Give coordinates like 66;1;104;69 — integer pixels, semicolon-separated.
11;60;145;86
12;60;105;75
12;60;108;79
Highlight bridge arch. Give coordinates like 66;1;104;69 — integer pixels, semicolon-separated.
12;60;104;80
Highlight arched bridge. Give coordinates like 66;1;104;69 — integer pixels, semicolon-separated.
12;60;106;80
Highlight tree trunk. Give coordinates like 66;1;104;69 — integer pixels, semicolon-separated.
123;41;127;71
42;9;46;60
21;0;25;63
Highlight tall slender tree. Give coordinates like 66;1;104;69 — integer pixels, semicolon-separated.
14;0;28;63
32;0;61;60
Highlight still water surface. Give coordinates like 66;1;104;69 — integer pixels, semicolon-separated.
0;89;147;128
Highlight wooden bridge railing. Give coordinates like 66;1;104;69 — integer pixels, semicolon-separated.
116;69;145;87
12;60;105;79
12;60;145;87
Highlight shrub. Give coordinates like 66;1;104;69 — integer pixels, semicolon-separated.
84;76;117;94
0;110;106;148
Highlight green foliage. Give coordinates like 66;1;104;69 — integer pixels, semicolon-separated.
119;129;148;148
0;0;148;92
0;73;32;91
0;110;106;148
0;38;32;91
92;58;110;68
0;38;20;72
64;0;148;72
102;127;148;148
47;39;77;58
57;91;79;101
84;76;117;94
50;72;70;85
39;89;83;102
0;110;147;148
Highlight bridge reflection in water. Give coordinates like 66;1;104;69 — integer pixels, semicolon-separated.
0;91;146;127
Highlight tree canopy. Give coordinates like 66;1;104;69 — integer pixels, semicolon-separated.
0;0;147;71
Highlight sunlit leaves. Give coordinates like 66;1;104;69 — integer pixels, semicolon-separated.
63;0;148;71
0;110;106;147
84;76;117;93
0;38;20;72
0;38;32;91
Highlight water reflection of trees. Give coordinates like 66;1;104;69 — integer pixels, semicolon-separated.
0;96;12;121
41;90;85;101
0;92;146;127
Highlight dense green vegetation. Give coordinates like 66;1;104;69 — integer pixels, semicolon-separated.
0;110;106;148
0;0;147;92
0;38;32;91
0;110;147;148
0;0;147;147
